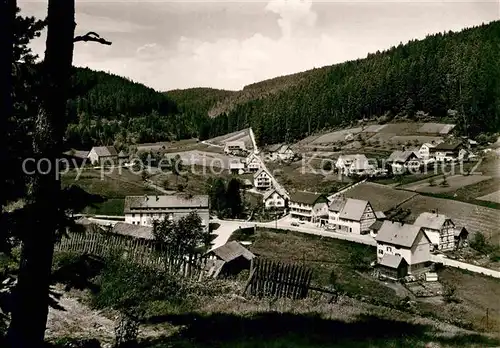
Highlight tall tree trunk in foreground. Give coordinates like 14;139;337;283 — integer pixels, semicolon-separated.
0;0;16;209
7;1;75;346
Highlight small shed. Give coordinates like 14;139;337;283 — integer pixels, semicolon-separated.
377;254;408;280
206;241;255;278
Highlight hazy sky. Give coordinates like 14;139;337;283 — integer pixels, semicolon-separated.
20;0;499;91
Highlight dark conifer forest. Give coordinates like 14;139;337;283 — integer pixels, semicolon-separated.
66;21;500;148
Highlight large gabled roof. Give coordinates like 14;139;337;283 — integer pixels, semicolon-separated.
338;198;370;221
387;150;418;163
375;221;426;248
413;212;452;230
124;194;209;213
91;146;118;157
378;254;407;269
289;191;326;206
209;241;255;262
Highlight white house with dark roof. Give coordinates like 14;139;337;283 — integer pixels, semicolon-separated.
289;191;329;223
253;168;273;190
375;221;432;275
246;153;261;172
430;142;467;162
87;146;118;165
336;154;374;176
224;141;247;155
327;197;376;234
263;188;288;210
413;212;456;251
124;194;209;229
387;150;421;174
419;143;436;160
229;160;245;175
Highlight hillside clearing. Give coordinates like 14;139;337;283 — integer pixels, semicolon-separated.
343;182;417;212
400;175;492;194
399;195;500;240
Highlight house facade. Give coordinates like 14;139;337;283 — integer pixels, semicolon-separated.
87;146;118;165
263;188;287;210
336;154;370;176
124;194;209;230
419;143;436;160
327;197;376;234
246;153;261;172
224;141;246;155
253;168;272;190
229;160;245;175
387;150;421;174
413;212;456;251
289;191;329;222
375;221;432;276
430;142;466;162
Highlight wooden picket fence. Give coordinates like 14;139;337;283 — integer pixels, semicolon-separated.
55;226;208;279
244;258;313;299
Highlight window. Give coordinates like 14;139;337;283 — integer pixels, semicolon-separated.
386;246;392;252
378;249;383;255
132;214;135;218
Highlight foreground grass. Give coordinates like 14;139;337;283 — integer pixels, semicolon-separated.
139;312;499;348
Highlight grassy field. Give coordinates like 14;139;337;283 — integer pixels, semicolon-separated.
62;168;155;198
61;168;156;215
400;174;492;194
343;182;417;212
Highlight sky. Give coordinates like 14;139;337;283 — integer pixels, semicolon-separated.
19;0;500;91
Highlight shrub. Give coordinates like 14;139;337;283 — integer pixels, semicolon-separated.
91;256;189;314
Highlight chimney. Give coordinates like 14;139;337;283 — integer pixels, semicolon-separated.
156;195;159;201
144;194;148;201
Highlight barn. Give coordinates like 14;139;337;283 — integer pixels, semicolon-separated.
206;241;255;278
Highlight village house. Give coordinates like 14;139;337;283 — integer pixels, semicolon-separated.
87;146;118;165
229;160;245;175
205;241;255;278
246;153;261;172
124;194;209;230
118;150;129;163
289;191;329;223
327;197;376;235
335;154;371;176
224;141;247;155
263;188;288;210
276;144;295;162
430;142;467;162
419;143;436;160
348;155;375;176
375;221;432;278
413;211;457;251
264;144;282;162
387;150;421;174
253;168;273;190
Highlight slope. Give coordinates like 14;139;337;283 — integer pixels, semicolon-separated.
199;21;500;145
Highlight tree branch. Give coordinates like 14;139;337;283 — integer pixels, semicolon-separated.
74;31;111;45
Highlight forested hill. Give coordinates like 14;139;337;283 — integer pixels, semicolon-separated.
189;21;500;145
65;68;210;149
